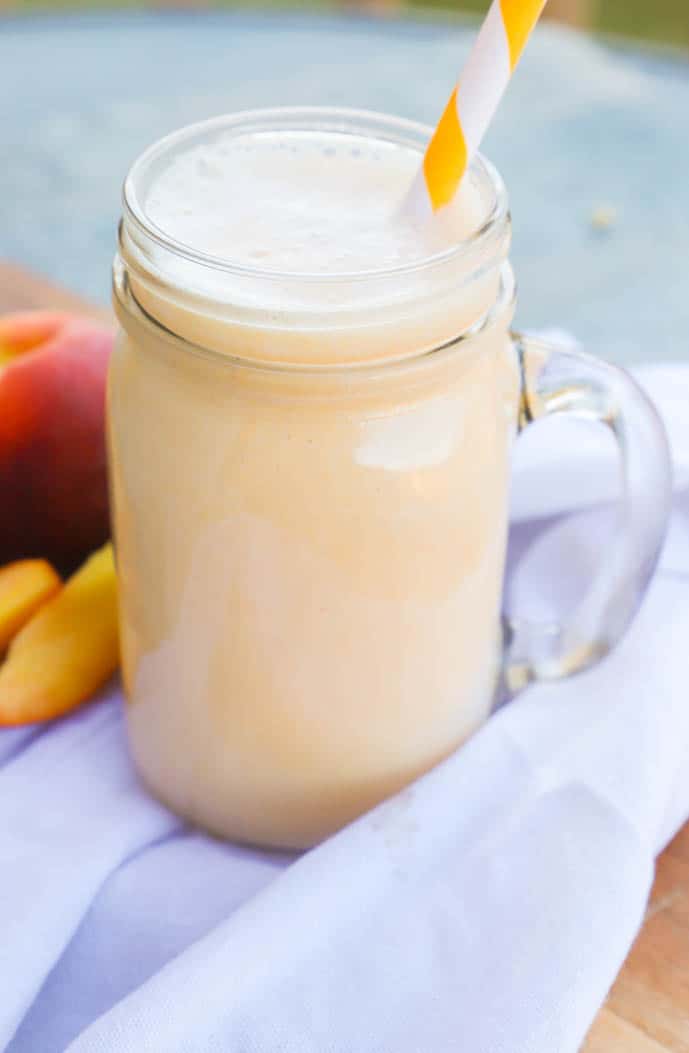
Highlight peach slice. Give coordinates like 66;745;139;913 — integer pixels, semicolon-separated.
0;559;62;652
0;543;119;725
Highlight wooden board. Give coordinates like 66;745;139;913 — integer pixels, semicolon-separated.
0;261;110;322
584;825;689;1051
1;259;687;1050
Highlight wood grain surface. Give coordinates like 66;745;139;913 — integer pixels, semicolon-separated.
1;259;687;1051
0;261;111;321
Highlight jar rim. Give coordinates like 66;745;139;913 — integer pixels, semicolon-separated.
113;255;516;377
122;106;509;286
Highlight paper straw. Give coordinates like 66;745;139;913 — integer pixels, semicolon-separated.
407;0;548;215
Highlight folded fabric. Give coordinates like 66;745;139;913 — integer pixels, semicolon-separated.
3;363;689;1053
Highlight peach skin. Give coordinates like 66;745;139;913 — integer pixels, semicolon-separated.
0;559;62;652
0;543;119;725
0;311;114;574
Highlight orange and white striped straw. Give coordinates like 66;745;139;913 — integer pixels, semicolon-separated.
407;0;548;216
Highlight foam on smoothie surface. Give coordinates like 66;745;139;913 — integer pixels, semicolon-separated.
144;130;483;274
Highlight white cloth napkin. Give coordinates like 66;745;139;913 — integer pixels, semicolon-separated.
3;362;689;1053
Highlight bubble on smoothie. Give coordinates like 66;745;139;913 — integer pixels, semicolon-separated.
144;130;486;275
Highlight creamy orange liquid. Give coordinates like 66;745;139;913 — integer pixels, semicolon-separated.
109;120;519;848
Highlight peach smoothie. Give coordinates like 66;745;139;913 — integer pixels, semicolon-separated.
109;110;519;848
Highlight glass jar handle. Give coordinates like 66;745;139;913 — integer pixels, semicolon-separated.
503;334;673;695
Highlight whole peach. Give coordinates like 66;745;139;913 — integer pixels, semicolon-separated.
0;311;114;574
